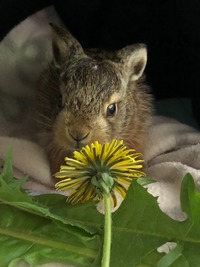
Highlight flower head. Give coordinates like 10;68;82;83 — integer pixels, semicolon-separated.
55;139;145;206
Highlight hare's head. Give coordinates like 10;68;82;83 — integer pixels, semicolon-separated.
38;24;152;173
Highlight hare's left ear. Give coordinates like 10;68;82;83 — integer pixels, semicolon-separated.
117;44;147;81
50;23;84;68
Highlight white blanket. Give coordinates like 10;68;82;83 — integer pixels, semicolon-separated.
1;6;200;267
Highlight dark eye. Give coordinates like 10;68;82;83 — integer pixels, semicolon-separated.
107;103;117;117
57;95;63;108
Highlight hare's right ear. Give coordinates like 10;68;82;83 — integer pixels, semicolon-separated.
50;23;84;68
117;43;147;81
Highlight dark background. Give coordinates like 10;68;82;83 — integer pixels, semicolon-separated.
1;0;200;122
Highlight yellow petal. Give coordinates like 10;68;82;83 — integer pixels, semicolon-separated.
114;184;127;199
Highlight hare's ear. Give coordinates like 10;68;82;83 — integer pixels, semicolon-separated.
117;44;147;81
50;23;84;67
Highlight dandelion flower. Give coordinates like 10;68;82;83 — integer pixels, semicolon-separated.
55;139;145;206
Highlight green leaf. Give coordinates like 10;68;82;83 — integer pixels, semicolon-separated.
0;151;101;267
109;174;200;267
137;176;156;186
157;244;190;267
1;150;200;267
0;204;99;267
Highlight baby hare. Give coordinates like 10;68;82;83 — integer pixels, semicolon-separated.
37;24;153;174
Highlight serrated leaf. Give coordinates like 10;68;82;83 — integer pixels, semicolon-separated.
157;244;190;267
108;174;200;267
1;151;200;267
0;151;101;266
0;205;99;267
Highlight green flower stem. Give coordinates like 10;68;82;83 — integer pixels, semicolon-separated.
101;192;112;267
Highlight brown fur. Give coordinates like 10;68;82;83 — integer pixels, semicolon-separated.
36;24;153;175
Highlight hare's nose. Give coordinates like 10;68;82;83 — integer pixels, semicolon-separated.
68;128;89;142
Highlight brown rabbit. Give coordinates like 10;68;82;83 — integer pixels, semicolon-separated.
36;24;153;175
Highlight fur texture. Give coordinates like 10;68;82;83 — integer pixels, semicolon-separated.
36;24;153;175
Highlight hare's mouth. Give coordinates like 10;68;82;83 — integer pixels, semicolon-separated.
75;141;84;149
62;140;85;155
